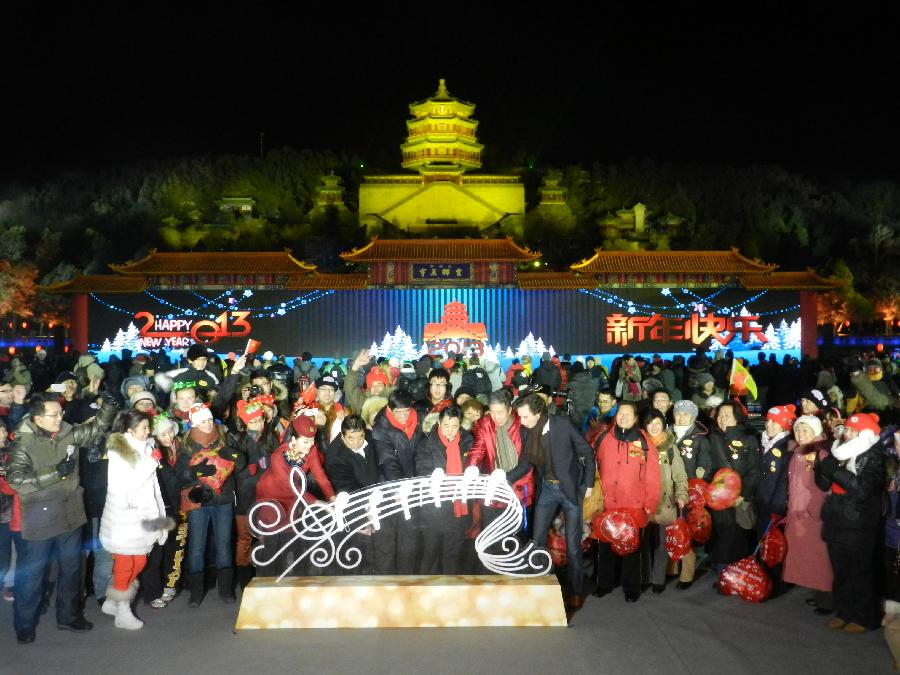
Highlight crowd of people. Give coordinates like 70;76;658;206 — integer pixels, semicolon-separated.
1;343;900;649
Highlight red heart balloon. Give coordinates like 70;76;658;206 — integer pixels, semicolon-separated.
759;525;787;568
665;518;692;562
686;506;712;544
687;478;707;509
705;468;742;510
717;556;773;602
596;510;641;556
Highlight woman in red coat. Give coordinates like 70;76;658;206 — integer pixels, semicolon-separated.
254;414;335;577
592;401;661;602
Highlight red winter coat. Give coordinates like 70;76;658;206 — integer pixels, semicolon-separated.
467;412;534;506
0;476;21;532
255;444;335;521
595;428;661;520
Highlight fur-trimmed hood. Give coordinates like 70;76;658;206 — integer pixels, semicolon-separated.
106;432;153;467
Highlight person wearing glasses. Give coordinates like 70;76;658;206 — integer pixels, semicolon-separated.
5;392;118;644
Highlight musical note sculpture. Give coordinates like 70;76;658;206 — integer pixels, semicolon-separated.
249;466;552;581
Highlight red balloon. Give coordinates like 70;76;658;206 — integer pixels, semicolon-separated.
687;478;707;509
594;509;641;556
547;527;567;567
759;525;787;568
665;518;693;561
705;468;742;511
717;556;773;602
686;506;712;544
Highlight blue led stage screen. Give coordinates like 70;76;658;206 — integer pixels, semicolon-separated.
87;287;801;359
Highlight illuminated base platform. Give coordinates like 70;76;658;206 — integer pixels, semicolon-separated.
235;574;567;629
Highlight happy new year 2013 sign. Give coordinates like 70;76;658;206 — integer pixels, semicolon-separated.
87;287;801;359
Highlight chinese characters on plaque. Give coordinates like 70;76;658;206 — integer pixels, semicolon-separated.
411;263;471;282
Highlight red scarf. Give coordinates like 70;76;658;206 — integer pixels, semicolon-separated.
439;428;467;517
386;407;418;440
189;426;219;449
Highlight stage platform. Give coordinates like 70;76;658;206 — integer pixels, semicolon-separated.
235;574;567;629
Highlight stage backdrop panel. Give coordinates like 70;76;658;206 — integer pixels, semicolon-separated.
87;287;801;359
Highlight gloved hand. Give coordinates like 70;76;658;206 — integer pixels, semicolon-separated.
192;459;216;478
99;391;120;409
56;453;77;478
188;485;214;504
818;454;840;481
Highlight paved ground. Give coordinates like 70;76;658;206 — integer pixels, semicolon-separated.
0;572;894;675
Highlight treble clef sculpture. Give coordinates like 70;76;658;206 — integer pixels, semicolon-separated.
248;466;552;581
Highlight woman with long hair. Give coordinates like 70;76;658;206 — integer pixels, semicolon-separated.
99;410;174;630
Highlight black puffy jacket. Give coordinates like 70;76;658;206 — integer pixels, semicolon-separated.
816;439;884;548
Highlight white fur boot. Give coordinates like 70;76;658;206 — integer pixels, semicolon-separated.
114;600;144;630
106;580;143;630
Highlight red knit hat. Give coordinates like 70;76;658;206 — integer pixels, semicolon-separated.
766;404;797;431
236;400;264;425
365;368;390;390
845;412;880;436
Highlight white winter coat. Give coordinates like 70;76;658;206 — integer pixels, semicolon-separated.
100;432;170;555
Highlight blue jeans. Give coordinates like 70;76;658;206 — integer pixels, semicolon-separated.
532;481;585;596
85;517;113;597
0;523;12;586
187;503;233;574
13;526;83;635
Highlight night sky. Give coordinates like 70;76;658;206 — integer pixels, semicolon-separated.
5;4;899;183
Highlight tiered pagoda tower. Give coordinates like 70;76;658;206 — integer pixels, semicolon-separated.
358;80;524;237
400;79;483;176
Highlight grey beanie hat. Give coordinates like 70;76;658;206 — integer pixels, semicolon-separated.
673;400;699;419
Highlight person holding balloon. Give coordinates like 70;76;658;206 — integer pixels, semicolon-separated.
707;401;760;579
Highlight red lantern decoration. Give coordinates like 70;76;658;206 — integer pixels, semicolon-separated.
705;468;742;511
717;556;773;602
759;525;787;568
664;518;693;561
594;509;641;556
686;506;712;544
188;450;235;494
547;527;567;567
687;478;707;509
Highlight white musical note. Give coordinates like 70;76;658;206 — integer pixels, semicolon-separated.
430;468;445;507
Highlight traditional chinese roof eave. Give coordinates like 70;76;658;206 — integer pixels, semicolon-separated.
40;275;149;294
739;270;846;291
339;236;541;263
283;273;369;291
516;272;598;290
569;247;778;275
109;248;317;275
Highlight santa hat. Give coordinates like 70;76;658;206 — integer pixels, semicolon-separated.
794;414;823;438
365;367;390;390
766;404;797;431
188;403;213;426
292;413;317;439
846;412;880;436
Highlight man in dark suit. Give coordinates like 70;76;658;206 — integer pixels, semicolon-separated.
515;393;595;609
325;415;379;574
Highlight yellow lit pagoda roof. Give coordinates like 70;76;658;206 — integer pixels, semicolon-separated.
570;247;776;275
516;272;598;290
340;236;540;263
